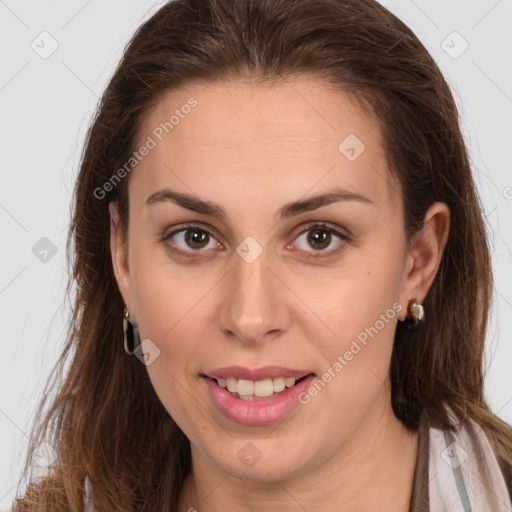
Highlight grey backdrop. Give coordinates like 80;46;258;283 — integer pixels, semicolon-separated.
1;0;511;507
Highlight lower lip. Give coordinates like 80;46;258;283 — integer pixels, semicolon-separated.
202;374;316;425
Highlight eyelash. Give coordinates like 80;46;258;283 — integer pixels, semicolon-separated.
159;222;351;259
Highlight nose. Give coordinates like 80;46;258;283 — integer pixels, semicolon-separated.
217;247;290;345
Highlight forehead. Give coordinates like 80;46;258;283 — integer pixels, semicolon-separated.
131;76;399;211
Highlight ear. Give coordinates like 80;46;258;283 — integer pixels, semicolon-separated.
109;201;136;322
398;201;450;320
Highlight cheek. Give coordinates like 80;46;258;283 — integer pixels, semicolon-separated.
131;268;211;439
317;290;400;393
313;245;405;353
301;298;400;446
301;244;404;413
129;236;217;338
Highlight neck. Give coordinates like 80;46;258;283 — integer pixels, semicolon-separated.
178;395;419;512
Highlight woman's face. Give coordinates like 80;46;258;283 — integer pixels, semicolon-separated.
110;77;425;481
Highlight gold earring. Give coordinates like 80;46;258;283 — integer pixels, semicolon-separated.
405;297;424;329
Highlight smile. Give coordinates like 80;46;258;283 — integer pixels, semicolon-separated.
201;366;316;425
217;376;303;400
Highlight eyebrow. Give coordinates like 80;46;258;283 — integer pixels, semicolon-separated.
145;186;373;220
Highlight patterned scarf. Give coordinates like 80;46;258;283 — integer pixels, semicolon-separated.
410;405;512;511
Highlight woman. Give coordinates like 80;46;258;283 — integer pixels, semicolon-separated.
13;0;512;510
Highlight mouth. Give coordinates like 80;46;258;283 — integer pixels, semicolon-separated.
205;374;313;401
201;368;317;425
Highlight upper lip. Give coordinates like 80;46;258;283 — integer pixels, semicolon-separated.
204;365;315;381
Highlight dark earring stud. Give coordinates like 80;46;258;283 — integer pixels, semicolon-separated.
123;307;140;354
404;297;425;329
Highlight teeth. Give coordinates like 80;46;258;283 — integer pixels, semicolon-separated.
237;379;254;395
254;378;273;397
273;377;286;393
226;377;237;393
239;395;262;401
284;377;295;388
215;376;298;397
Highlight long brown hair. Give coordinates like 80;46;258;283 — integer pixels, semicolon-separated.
14;0;512;510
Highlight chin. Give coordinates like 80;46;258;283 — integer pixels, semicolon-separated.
208;444;312;482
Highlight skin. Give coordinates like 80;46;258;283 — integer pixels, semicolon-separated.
109;76;450;511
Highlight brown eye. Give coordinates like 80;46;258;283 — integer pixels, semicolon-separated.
307;228;332;250
292;223;350;257
184;228;210;249
161;224;221;257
